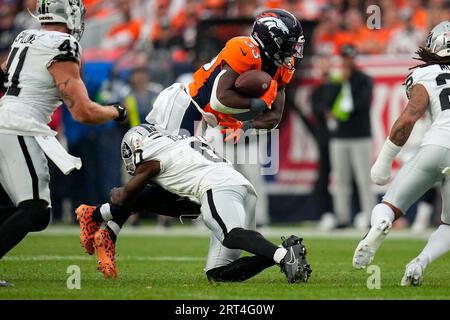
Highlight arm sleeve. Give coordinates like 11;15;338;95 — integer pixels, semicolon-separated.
221;38;261;74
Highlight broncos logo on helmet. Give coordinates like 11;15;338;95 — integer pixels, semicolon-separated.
258;17;291;35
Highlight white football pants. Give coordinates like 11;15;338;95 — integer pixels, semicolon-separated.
201;185;257;272
0;133;50;206
384;144;450;224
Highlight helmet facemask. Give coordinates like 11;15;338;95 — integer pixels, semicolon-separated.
273;35;305;69
121;141;137;176
427;31;450;58
425;21;450;58
66;0;86;41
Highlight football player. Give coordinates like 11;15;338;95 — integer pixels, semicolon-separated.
76;123;312;283
352;21;450;286
146;8;304;142
0;0;126;287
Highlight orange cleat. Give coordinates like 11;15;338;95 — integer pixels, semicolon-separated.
94;229;118;279
75;205;101;255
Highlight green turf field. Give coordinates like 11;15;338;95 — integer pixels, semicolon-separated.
0;227;449;300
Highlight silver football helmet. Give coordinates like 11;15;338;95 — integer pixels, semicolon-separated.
35;0;86;41
121;124;162;176
426;21;450;57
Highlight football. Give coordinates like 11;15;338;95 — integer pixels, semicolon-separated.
234;70;272;98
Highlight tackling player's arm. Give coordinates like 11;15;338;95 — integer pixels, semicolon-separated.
48;61;125;124
213;63;278;112
371;84;429;185
110;160;161;206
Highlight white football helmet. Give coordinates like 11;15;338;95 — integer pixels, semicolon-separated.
121;124;163;175
426;20;450;57
35;0;86;41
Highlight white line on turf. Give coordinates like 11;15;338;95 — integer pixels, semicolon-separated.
4;255;204;262
37;225;433;239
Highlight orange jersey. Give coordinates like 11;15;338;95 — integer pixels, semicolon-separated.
188;36;295;111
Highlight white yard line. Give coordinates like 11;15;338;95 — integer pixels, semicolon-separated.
36;225;433;240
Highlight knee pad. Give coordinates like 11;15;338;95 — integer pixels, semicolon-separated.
18;200;51;232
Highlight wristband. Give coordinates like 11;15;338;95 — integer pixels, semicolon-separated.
378;138;402;163
250;98;267;112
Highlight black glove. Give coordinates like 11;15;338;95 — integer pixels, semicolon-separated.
113;103;127;122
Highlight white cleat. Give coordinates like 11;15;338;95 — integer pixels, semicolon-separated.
401;258;426;287
352;220;392;269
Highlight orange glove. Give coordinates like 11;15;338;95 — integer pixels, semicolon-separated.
259;80;278;109
219;118;244;144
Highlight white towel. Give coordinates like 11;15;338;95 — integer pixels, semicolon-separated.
35;135;82;175
340;82;354;113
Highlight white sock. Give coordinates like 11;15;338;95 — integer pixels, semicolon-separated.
100;203;113;222
106;221;121;237
417;224;450;266
370;203;395;227
273;247;288;264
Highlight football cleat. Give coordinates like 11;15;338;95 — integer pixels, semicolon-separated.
0;280;13;287
353;220;392;269
94;229;118;279
400;258;427;287
76;204;101;255
280;235;312;283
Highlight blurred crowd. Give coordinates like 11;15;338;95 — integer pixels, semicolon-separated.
2;0;449;62
0;0;448;229
312;0;449;56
